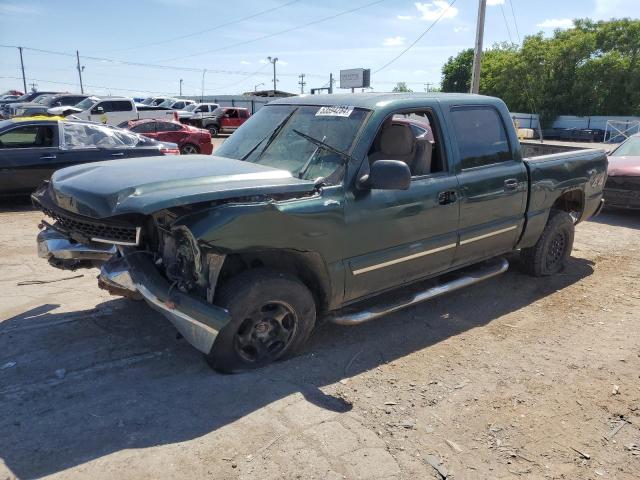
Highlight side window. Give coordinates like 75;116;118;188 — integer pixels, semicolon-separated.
173;101;184;109
131;123;155;134
111;101;133;112
91;102;106;114
227;109;239;118
0;125;55;148
239;110;249;119
156;122;179;132
368;110;445;177
450;107;511;169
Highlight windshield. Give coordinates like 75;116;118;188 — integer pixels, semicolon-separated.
215;104;368;182
183;104;198;112
157;99;177;108
32;95;52;104
74;97;98;110
62;122;149;149
610;136;640;157
152;98;165;106
140;97;154;105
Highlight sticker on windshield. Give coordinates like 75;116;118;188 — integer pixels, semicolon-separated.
315;106;354;117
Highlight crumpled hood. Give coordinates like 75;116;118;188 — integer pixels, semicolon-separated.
607;155;640;177
48;154;316;218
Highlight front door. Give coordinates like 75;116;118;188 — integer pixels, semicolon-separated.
0;123;60;194
449;105;527;266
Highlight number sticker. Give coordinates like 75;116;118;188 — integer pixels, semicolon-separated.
315;106;354;117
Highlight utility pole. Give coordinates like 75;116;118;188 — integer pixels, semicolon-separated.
267;57;278;92
76;50;84;94
179;78;183;96
201;69;207;102
29;82;37;92
424;82;433;92
298;73;306;94
470;0;487;94
329;73;334;94
18;47;27;93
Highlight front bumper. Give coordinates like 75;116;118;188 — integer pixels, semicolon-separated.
37;226;231;354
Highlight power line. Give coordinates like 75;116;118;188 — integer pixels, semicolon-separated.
0;75;176;95
374;0;457;73
499;3;514;44
157;0;390;62
508;0;522;42
98;0;302;53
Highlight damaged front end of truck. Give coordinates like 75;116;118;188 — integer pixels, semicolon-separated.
32;155;319;355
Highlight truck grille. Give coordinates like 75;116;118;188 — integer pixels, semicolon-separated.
41;206;140;245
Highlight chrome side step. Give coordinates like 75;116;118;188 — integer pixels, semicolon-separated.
328;257;509;326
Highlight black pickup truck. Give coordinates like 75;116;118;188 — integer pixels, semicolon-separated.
33;93;607;372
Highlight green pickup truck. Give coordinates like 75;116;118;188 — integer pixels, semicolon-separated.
33;93;607;372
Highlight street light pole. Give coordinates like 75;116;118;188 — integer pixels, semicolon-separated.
18;47;27;93
470;0;487;94
201;69;207;102
267;56;278;92
76;50;84;94
179;78;183;96
254;82;264;92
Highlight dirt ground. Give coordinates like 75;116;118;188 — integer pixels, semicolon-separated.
1;201;639;480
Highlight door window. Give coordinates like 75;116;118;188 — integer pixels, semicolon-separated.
239;110;249;119
130;122;156;134
109;101;133;112
156;122;182;132
0;125;55;148
450;107;511;169
225;109;238;118
63;123;141;149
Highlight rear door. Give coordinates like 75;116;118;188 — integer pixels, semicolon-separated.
154;121;188;145
0;123;59;194
449;105;527;267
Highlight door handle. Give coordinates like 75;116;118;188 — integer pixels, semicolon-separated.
504;179;519;190
40;155;57;160
438;190;457;205
111;152;124;157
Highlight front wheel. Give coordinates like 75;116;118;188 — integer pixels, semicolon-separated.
206;269;316;373
208;125;219;137
520;209;575;276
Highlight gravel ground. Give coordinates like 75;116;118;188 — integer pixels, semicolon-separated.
0;200;639;480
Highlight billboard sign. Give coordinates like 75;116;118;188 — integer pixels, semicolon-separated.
339;68;371;89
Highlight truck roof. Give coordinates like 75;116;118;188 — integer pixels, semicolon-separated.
269;92;502;110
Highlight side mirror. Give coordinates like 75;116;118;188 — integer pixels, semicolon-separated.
93;106;104;114
359;160;411;190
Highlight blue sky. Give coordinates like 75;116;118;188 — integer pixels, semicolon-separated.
0;0;637;97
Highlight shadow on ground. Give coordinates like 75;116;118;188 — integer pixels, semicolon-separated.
589;208;640;229
0;256;594;478
0;196;34;214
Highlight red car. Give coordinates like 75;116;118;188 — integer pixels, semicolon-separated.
123;119;213;155
604;133;640;209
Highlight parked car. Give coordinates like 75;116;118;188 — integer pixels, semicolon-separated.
49;96;176;126
0;92;59;118
138;97;170;107
122;119;212;155
0;95;20;101
33;93;606;372
1;90;23;97
603;133;640;209
155;98;195;110
178;103;219;123
199;107;250;136
0;117;179;195
11;94;90;117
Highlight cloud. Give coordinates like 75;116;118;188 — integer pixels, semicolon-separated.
397;15;414;20
383;36;406;47
0;3;42;14
536;18;573;29
259;59;269;64
414;1;459;21
279;60;288;66
487;0;505;5
240;60;251;65
453;26;469;32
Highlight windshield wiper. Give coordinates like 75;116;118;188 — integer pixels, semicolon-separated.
241;107;299;161
292;129;352;179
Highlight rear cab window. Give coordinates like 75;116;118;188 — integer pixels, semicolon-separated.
450;106;512;169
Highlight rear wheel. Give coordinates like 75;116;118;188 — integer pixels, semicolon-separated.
180;143;199;154
206;269;316;373
521;209;575;276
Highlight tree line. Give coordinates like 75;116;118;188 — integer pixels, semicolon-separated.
440;18;640;126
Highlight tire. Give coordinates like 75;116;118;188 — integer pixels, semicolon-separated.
208;125;219;137
206;269;316;373
180;143;199;155
520;209;575;276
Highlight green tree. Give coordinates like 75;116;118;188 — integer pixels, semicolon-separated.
392;82;413;93
440;18;640;124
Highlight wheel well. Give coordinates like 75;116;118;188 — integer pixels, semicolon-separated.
552;189;584;222
217;249;332;314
